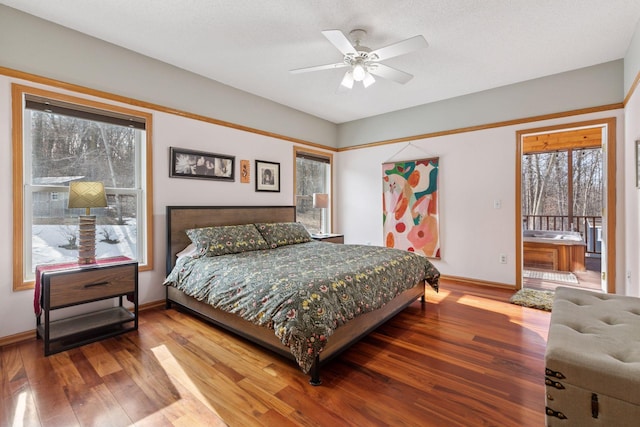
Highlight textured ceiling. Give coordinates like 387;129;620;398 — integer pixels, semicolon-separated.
2;0;640;124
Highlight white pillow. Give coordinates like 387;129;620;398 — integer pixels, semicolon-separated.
176;243;197;259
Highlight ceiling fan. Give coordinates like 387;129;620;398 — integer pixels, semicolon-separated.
290;29;428;91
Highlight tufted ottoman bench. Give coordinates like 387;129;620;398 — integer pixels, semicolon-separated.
544;286;640;426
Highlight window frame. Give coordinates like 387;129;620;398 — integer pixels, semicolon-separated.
293;146;333;234
12;84;154;291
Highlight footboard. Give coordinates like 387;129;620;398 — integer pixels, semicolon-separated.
166;280;426;385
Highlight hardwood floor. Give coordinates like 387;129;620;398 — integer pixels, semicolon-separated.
1;280;550;426
524;255;602;292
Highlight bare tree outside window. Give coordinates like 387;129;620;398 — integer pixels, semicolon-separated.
295;152;331;234
522;147;603;252
28;107;141;271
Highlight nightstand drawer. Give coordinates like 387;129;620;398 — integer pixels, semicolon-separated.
48;263;136;308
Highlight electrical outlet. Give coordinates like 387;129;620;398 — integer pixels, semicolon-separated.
499;254;507;264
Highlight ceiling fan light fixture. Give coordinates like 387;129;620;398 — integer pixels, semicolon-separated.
340;71;355;89
292;29;427;91
352;63;366;81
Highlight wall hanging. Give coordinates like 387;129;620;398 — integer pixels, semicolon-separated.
240;160;250;183
255;160;280;192
169;147;235;181
382;157;440;258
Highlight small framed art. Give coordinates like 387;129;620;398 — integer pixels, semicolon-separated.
240;160;250;183
169;147;234;181
255;160;280;192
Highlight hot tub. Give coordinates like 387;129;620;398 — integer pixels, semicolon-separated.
523;230;586;272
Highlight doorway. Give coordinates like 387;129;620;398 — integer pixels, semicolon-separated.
515;118;616;293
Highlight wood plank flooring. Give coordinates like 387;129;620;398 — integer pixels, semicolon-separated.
1;280;550;426
524;255;602;292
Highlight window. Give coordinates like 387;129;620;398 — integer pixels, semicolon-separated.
12;84;153;291
294;147;333;234
521;127;603;257
522;147;603;243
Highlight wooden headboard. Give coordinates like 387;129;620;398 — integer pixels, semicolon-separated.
165;205;296;274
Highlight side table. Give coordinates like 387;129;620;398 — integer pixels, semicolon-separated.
311;233;344;244
35;258;138;356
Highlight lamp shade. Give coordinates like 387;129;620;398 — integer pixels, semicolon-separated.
68;181;107;209
312;193;329;209
340;71;355;89
352;63;366;82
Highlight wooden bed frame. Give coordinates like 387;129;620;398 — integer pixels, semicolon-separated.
165;205;427;385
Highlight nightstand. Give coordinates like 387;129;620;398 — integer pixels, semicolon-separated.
36;260;138;356
311;233;344;244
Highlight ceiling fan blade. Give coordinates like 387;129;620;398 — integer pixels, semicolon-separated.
321;29;357;56
362;72;376;88
369;35;428;61
290;62;348;74
368;63;414;84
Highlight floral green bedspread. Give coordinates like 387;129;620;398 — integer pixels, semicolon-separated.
164;241;440;373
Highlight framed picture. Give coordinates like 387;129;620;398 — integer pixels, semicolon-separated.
240;159;250;184
255;160;280;192
169;147;234;181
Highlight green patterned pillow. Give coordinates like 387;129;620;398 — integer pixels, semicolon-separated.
254;222;311;248
186;224;269;256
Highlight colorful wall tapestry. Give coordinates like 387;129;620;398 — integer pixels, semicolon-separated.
382;157;440;258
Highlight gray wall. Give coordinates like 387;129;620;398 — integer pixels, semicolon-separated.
0;5;338;148
337;60;624;148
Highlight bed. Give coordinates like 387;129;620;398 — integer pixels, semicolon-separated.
164;205;440;385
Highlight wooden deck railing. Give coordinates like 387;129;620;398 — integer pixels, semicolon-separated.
522;215;602;255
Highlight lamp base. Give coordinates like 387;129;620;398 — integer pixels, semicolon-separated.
78;215;98;265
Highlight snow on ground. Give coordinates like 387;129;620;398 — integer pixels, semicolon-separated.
32;222;137;267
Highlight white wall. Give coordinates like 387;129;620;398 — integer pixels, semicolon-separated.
0;76;21;339
1;4;639;341
0;82;631;341
624;18;640;297
0;73;333;339
147;112;297;303
624;88;640;297
0;5;337;340
337;110;625;287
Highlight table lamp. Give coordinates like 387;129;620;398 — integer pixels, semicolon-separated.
68;181;107;264
312;193;329;235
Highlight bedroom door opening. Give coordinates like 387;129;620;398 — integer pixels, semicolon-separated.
516;118;616;294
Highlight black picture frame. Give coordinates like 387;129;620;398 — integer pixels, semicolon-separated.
169;147;235;181
255;160;280;192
